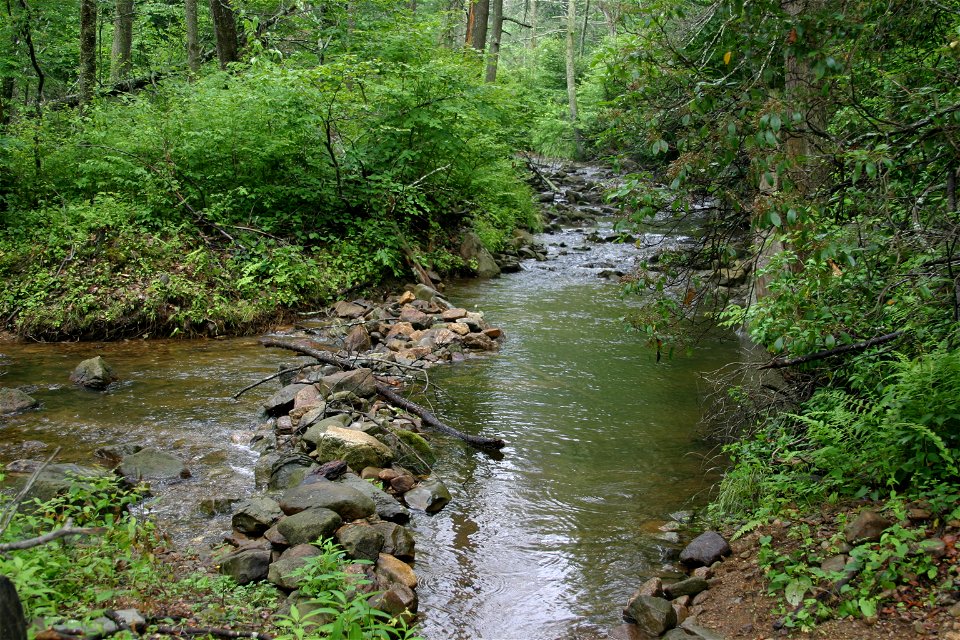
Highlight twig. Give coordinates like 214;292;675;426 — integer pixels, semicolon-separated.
760;331;905;370
0;518;105;552
233;366;307;399
152;625;274;639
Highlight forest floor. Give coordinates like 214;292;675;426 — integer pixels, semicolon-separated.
694;506;960;640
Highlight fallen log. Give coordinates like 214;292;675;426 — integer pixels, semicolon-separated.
259;338;506;450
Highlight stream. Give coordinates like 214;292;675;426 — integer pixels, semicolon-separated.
0;175;741;639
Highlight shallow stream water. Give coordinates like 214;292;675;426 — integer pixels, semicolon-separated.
0;208;740;640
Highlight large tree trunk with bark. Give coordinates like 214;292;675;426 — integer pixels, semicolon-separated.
209;0;240;69
185;0;200;73
0;576;27;640
465;0;489;51
565;0;582;157
110;0;134;83
484;0;503;81
79;0;97;106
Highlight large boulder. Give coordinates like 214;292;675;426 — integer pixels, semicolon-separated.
268;453;317;491
403;477;451;513
337;473;410;524
279;480;376;521
232;496;284;536
219;547;270;585
392;430;436;476
0;388;38;415
276;507;342;545
316;369;377;399
336;524;385;562
268;544;322;591
19;463;111;502
118;449;190;482
300;414;353;449
309;426;394;471
371;583;418;617
460;231;501;279
263;384;310;417
679;531;731;568
623;596;677;636
69;356;116;390
370;522;416;560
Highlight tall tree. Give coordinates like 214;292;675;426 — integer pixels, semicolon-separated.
565;0;581;156
209;0;239;69
110;0;134;83
185;0;200;73
79;0;97;105
465;0;489;51
484;0;503;81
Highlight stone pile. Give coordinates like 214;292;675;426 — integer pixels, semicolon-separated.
621;531;732;640
218;286;506;619
299;284;504;368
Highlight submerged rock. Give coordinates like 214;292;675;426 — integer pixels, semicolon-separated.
404;477;451;513
69;356;116;390
0;387;38;415
118;449;190;482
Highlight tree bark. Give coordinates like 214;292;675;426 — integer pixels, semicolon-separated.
529;0;537;49
185;0;200;74
209;0;239;69
565;0;582;157
79;0;97;105
259;338;507;450
484;0;503;81
0;575;27;640
465;0;489;51
110;0;134;83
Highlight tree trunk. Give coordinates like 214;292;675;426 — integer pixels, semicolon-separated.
0;76;13;127
565;0;582;157
0;576;27;640
465;0;489;51
79;0;97;105
484;0;503;81
529;0;537;49
110;0;134;83
209;0;239;69
598;0;618;36
185;0;200;73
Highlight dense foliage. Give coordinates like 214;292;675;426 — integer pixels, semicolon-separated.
573;0;960;625
0;473;418;639
0;4;539;339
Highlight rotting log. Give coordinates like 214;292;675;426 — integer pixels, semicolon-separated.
259;338;506;450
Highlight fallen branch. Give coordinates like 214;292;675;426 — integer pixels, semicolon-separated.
0;518;105;552
152;626;273;639
259;338;506;449
523;157;560;193
233;366;306;399
759;331;905;370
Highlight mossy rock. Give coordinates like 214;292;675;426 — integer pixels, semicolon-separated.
394;430;436;475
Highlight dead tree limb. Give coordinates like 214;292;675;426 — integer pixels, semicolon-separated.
259;338;506;449
0;518;105;552
523;156;560;193
232;366;305;399
760;330;905;370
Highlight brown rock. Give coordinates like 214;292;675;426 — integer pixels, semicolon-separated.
293;385;322;410
390;474;417;494
343;325;372;353
333;301;366;318
386;322;415;339
396;291;416;305
483;327;503;339
447;322;470;336
631;577;664;599
376;553;418;588
844;510;892;543
399;306;431;330
463;332;496;351
441;308;467;321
